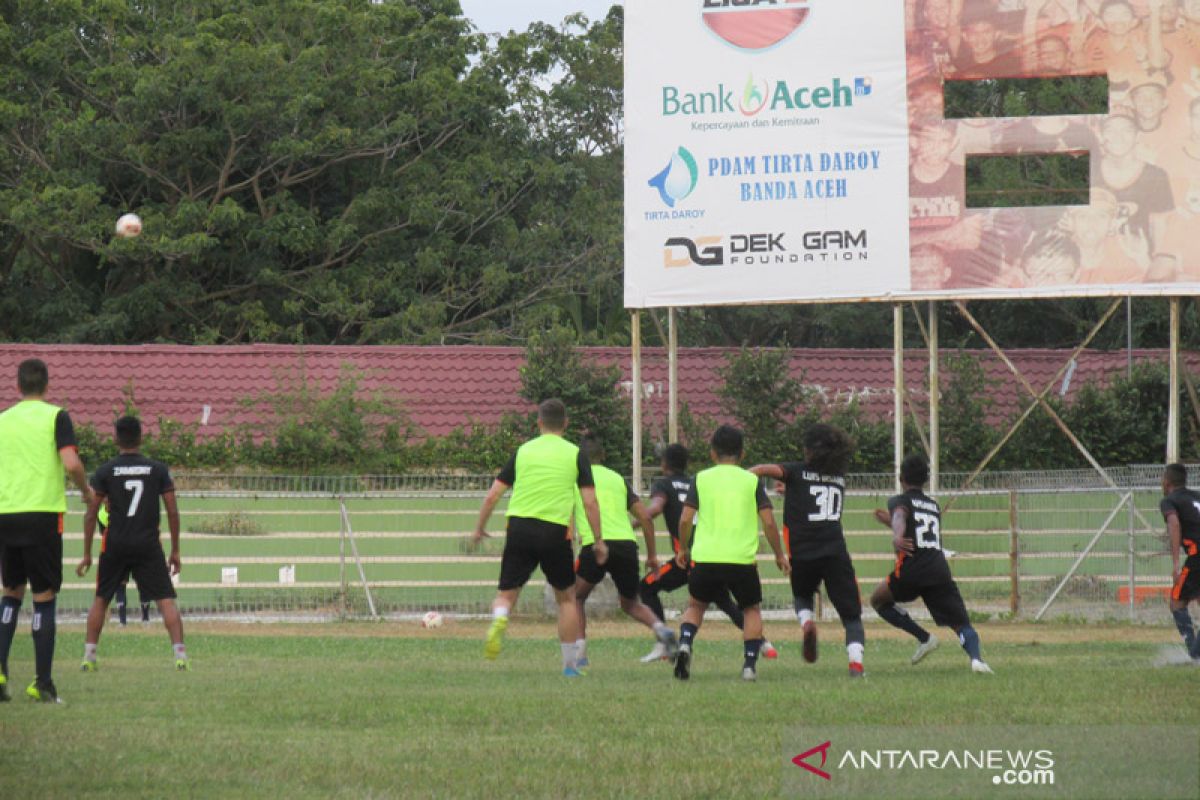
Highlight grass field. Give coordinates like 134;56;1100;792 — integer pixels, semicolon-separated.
1;621;1195;799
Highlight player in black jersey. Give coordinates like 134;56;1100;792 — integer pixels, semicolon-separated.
1160;463;1200;660
637;444;777;662
76;417;188;671
869;454;992;674
751;424;865;677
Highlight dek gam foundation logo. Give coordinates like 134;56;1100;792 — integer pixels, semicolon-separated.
701;0;811;52
791;740;1057;788
663;230;867;268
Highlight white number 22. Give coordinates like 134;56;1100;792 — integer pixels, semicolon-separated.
124;480;144;517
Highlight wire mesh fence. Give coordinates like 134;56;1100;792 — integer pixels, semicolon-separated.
44;467;1184;624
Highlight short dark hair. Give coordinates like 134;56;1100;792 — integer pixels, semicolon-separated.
663;443;689;473
803;423;855;475
581;434;606;464
115;415;142;449
711;425;744;459
1165;462;1188;488
901;454;930;488
538;398;566;431
17;359;48;396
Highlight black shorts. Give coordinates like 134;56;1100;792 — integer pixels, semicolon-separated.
888;572;970;629
1172;556;1200;603
688;563;762;609
790;549;862;621
498;516;575;591
96;542;176;603
0;513;63;594
576;540;641;599
641;558;691;594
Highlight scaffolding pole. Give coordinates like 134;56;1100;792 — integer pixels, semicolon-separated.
1168;297;1181;463
929;301;940;493
632;311;643;491
668;307;678;444
893;304;904;492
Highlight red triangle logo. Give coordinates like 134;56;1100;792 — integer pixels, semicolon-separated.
792;740;832;781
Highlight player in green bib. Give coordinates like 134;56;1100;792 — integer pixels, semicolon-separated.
472;399;606;676
571;436;678;668
0;359;93;704
673;425;790;682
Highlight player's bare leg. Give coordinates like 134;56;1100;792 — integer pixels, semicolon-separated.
484;588;519;661
157;598;188;670
674;598;708;681
870;582;938;663
553;585;582;675
573;577;595;666
81;596;111;671
617;595;678;659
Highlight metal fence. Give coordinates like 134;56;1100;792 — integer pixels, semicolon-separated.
46;469;1181;624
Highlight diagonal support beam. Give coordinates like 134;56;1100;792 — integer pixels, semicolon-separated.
954;300;1159;533
950;299;1122;499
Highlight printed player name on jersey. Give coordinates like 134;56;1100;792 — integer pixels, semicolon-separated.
801;471;845;486
112;466;153;476
912;497;939;512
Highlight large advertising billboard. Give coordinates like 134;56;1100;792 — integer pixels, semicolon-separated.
624;0;1200;307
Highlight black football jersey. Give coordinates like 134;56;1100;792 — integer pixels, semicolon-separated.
887;489;952;584
779;462;847;559
1160;488;1200;556
650;474;692;545
90;453;174;547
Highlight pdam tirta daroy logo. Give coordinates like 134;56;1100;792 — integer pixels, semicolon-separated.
701;0;811;52
648;146;699;208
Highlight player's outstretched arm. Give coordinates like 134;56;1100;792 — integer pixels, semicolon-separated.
631;500;658;569
580;486;607;565
760;508;790;576
472;479;509;544
164;489;182;575
748;464;784;481
1166;512;1183;581
77;491;104;577
60;446;94;507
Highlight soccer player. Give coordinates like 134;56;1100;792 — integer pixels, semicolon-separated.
638;444;777;662
869;454;993;674
571;436;677;667
471;399;606;677
0;358;92;703
76;416;188;671
1159;463;1200;661
672;426;790;682
750;423;867;677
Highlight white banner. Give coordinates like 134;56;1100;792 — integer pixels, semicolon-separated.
624;0;912;308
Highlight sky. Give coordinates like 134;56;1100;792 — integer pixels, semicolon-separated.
457;0;621;35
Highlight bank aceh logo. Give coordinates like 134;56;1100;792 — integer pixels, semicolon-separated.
701;0;811;52
792;740;833;781
648;147;699;208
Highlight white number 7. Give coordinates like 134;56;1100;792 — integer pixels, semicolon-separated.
124;480;144;517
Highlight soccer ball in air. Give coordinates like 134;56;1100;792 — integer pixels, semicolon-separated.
421;611;444;629
115;213;142;238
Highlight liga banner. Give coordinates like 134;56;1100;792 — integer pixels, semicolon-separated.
624;0;912;308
